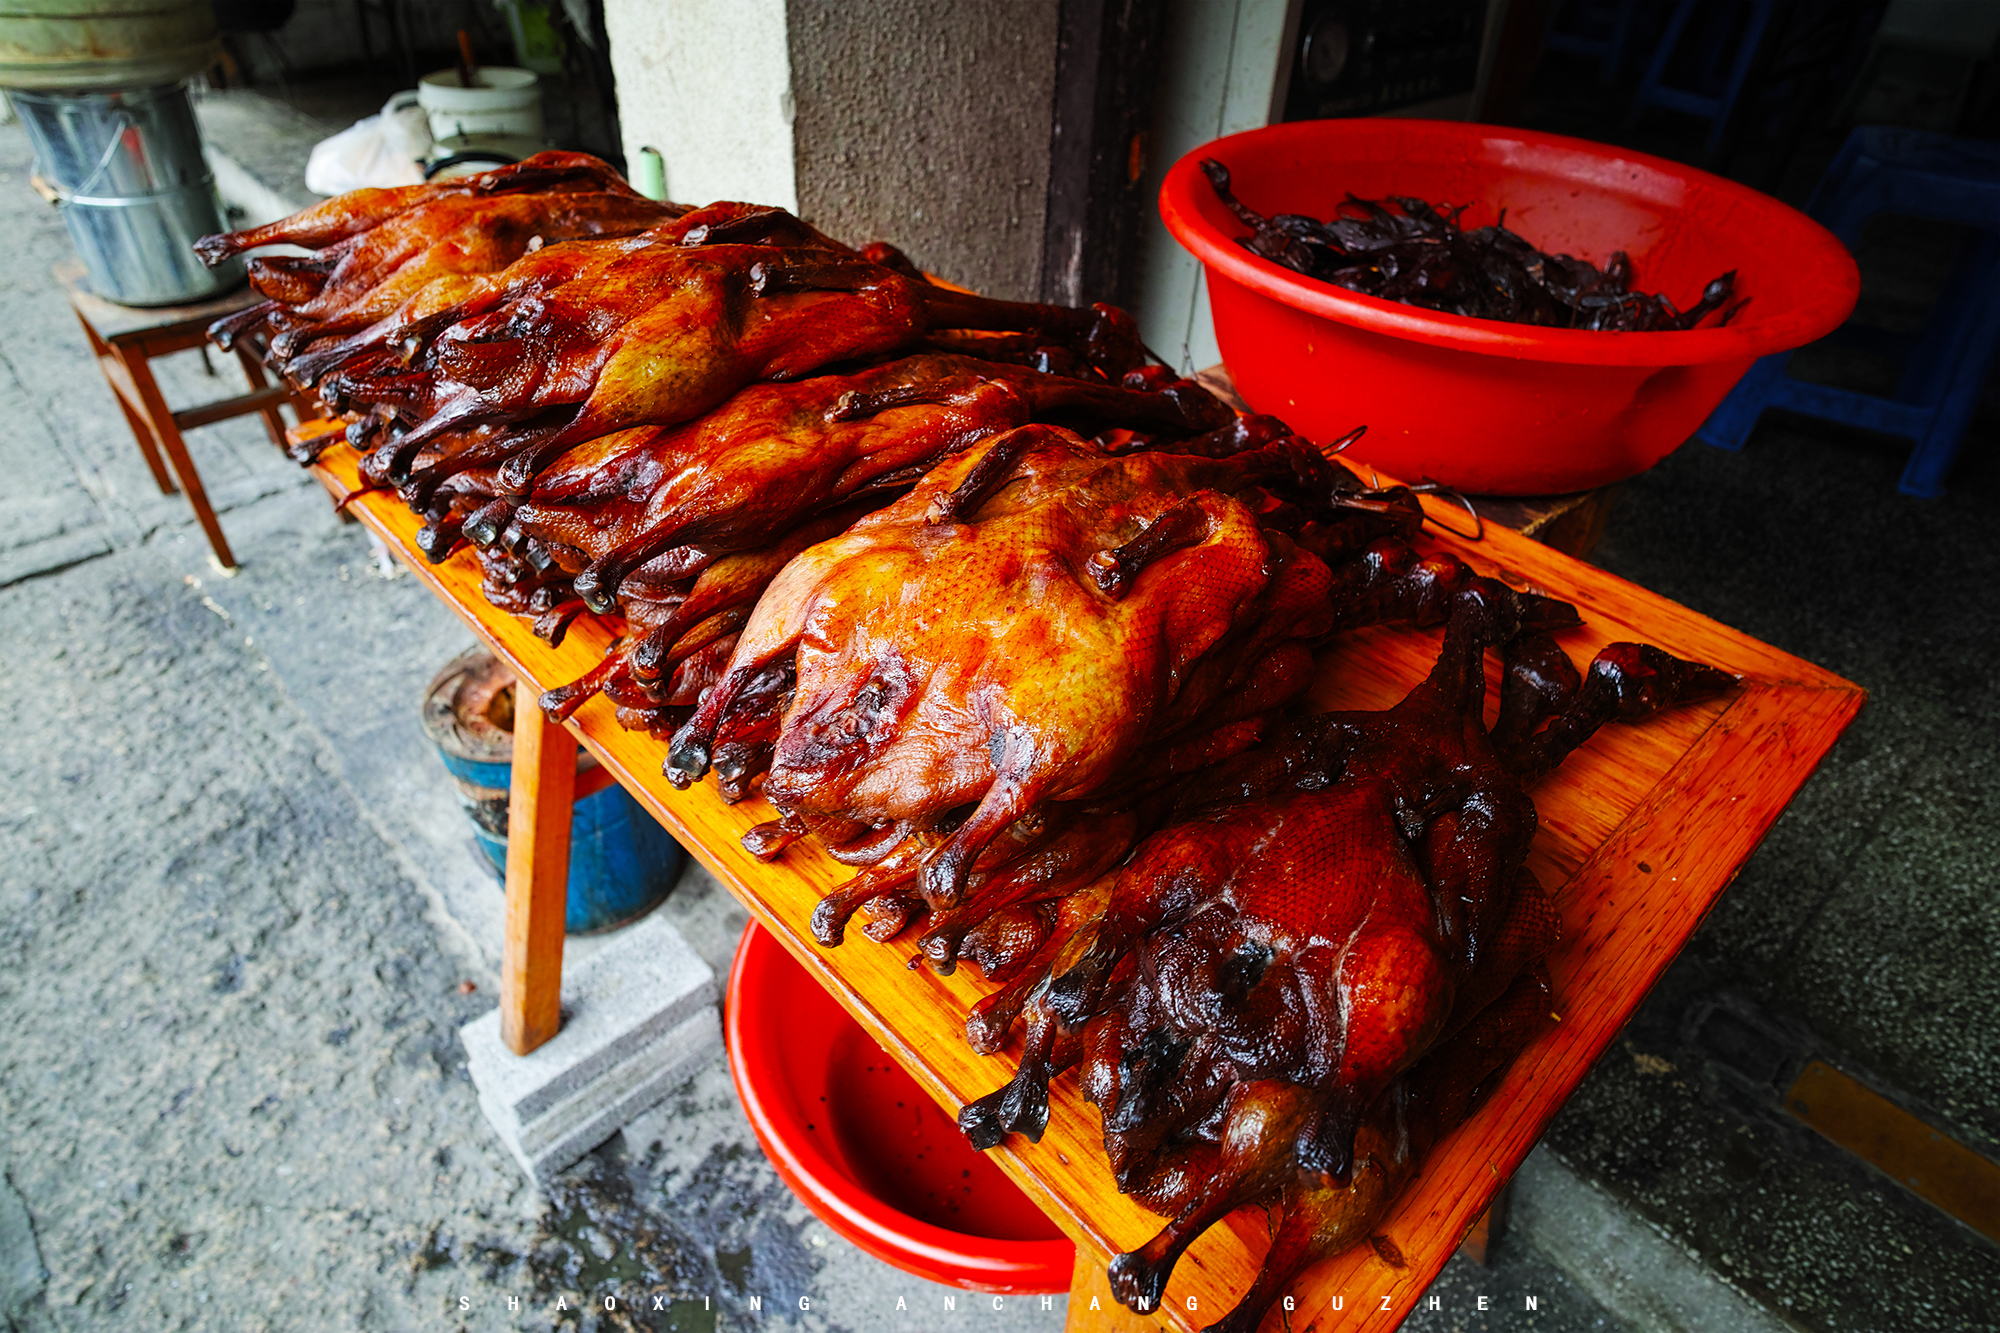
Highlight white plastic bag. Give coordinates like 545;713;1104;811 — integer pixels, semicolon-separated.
304;93;433;195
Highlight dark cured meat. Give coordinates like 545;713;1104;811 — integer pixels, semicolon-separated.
1201;158;1742;333
197;156;1229;703
799;528;1589;970
200;156;1737;1333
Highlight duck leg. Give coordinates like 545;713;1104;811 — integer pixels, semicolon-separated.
1505;643;1736;783
1107;1079;1320;1313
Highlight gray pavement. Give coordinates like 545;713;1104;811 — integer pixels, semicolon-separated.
1540;408;2000;1333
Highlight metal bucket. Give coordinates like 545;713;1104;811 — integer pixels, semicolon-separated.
11;82;240;305
422;649;686;936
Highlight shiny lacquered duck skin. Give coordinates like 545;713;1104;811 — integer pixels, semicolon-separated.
667;423;1423;895
956;604;1733;1329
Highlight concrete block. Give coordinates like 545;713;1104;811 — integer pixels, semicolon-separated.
461;912;723;1186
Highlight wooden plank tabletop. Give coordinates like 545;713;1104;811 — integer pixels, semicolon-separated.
304;428;1862;1332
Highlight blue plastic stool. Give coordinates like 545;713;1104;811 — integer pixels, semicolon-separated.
1624;0;1778;156
1545;0;1650;88
1697;127;2000;498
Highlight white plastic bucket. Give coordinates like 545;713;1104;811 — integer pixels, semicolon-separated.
416;66;542;145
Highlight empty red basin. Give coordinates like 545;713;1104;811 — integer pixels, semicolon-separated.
725;922;1075;1294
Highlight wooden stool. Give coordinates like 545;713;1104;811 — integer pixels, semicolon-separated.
58;261;312;570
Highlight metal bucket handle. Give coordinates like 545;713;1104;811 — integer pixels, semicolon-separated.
30;107;137;207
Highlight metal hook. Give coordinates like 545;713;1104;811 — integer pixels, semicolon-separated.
1411;479;1483;541
1321;424;1365;457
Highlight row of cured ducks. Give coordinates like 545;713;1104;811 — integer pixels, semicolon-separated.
199;153;1728;1332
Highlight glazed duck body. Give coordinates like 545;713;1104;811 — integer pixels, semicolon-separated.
509;352;1234;609
955;609;1732;1326
669;423;1378;889
766;444;1322;820
1042;609;1545;1188
493;358;1235;730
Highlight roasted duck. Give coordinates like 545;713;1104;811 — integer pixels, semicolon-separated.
665;422;1432;893
202;152;681;355
506;358;1234;731
194;150;651;265
198;158;1244;754
800;528;1587;976
506;355;1231;609
202;170;1168;603
953;606;1730;1327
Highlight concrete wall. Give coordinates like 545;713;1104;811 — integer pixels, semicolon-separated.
601;0;1057;301
784;0;1059;301
604;0;799;211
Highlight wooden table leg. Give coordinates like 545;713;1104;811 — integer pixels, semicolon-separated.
1456;1176;1514;1266
501;687;576;1056
74;312;176;495
117;341;238;570
232;341;291;447
1065;1251;1171;1331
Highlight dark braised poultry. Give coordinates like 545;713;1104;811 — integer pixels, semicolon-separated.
193;150;650;265
800;527;1587;972
954;605;1731;1328
1196;966;1557;1333
506;354;1231;609
1201;158;1742;332
252;190;679;357
208;189;1156;550
351;237;1141;463
200;160;1740;1333
202;152;681;356
196;157;1218;735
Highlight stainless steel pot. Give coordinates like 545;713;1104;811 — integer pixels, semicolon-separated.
12;82;240;306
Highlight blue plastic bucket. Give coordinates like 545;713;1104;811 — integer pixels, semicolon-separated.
422;649;684;934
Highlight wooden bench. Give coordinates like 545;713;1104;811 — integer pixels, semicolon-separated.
61;262;314;569
289;413;1861;1330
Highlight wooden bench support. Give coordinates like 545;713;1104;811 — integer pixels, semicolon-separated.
1456;1178;1514;1266
121;348;239;570
58;261;312;572
500;689;577;1056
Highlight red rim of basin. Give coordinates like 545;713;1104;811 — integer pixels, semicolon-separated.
1159;118;1859;367
725;922;1076;1294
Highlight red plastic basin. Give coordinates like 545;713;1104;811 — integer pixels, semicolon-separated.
1160;119;1859;494
725;923;1074;1294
